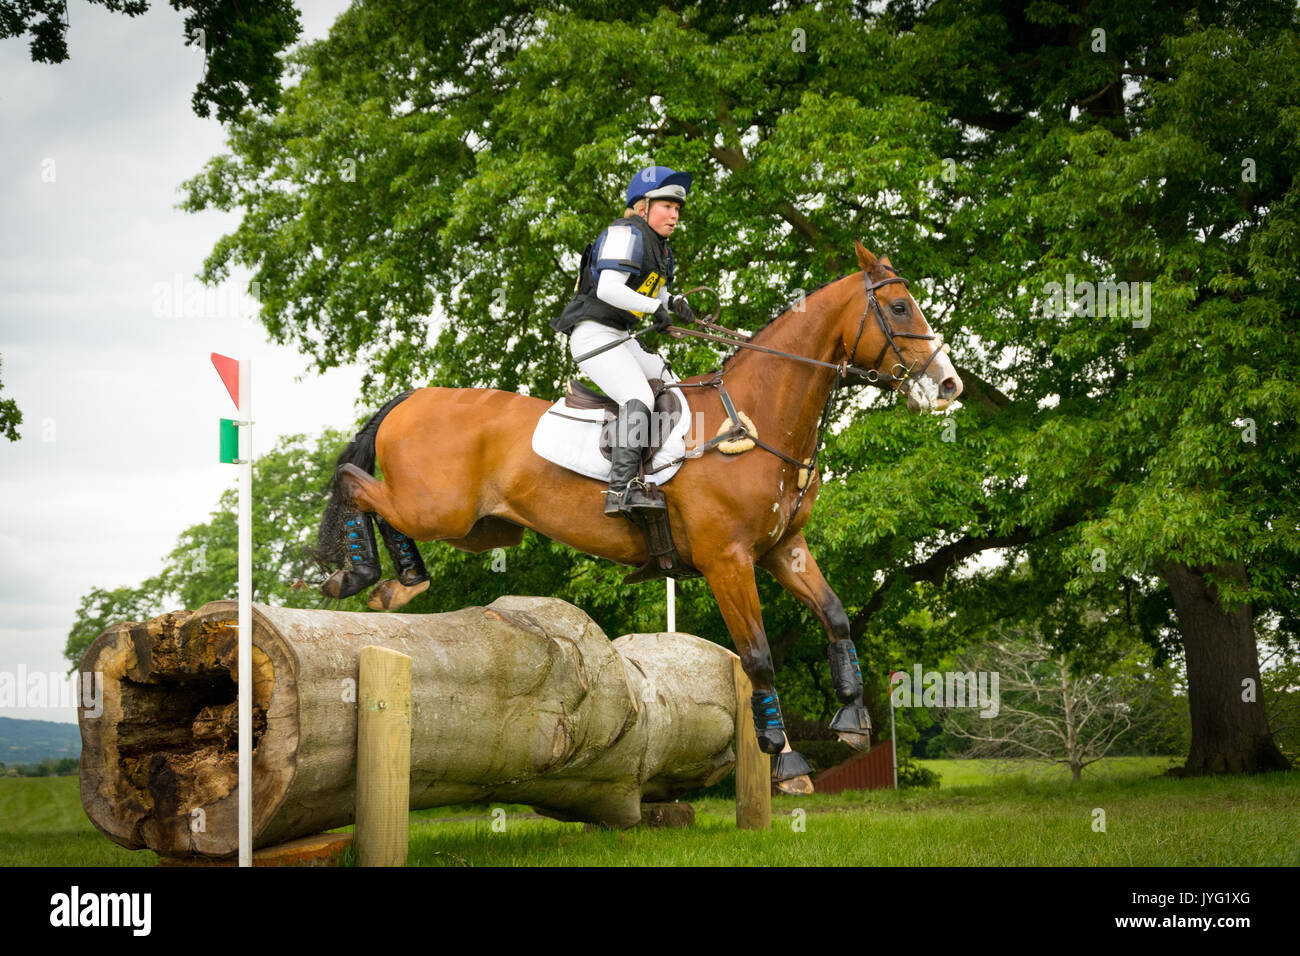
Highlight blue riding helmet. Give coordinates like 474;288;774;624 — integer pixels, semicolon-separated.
626;166;691;208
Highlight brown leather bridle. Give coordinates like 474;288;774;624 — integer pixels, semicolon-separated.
676;269;948;393
848;270;947;391
646;268;952;515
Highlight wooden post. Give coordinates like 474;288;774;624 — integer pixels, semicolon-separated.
732;657;771;830
356;646;412;867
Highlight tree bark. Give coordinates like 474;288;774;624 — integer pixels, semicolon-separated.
78;596;739;857
1161;561;1291;774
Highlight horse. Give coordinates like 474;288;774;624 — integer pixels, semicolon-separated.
313;240;962;792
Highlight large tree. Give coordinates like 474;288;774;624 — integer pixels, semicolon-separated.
180;0;1296;773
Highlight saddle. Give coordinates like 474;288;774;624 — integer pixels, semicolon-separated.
564;378;699;585
564;378;684;462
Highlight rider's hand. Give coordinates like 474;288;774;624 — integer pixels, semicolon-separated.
670;294;695;324
649;302;674;333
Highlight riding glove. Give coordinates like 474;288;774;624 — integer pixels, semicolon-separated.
640;303;673;340
670;294;695;324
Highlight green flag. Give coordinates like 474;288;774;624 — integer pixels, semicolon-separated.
219;418;239;464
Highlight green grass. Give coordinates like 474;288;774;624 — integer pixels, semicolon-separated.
919;755;1185;788
4;759;1297;867
398;764;1300;867
0;776;159;867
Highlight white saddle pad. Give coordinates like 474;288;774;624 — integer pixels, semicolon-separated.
531;385;693;485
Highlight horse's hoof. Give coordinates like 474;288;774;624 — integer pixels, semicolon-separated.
835;731;872;752
319;567;380;600
772;749;813;784
367;577;429;611
775;774;814;795
829;703;872;751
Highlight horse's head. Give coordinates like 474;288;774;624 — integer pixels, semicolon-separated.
845;240;962;412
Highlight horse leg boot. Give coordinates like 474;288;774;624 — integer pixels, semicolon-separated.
827;639;872;751
752;690;813;788
605;399;667;516
320;508;382;599
366;517;431;611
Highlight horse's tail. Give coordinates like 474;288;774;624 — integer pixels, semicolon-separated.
312;389;416;570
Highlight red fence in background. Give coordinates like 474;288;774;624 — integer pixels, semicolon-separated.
812;739;895;793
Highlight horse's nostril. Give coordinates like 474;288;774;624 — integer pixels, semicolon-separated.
941;377;958;397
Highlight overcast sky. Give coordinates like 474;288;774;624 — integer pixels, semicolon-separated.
1;0;358;722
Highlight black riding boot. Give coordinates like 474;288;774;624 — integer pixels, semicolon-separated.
604;398;667;516
375;517;429;586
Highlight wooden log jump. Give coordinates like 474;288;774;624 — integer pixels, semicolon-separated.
78;595;757;858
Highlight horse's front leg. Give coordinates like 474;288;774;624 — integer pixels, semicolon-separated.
698;550;814;793
759;533;872;752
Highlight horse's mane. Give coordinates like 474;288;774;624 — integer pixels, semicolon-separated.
717;276;841;373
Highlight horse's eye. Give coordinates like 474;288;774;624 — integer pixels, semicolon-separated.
891;301;907;315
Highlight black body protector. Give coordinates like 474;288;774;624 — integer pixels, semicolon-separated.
552;214;675;335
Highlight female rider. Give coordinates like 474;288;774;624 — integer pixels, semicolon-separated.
551;165;696;517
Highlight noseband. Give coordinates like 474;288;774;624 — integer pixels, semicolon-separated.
847;271;948;392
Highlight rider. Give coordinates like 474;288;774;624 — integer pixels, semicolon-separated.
552;165;696;517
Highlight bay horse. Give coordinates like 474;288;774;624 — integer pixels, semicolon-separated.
314;240;961;792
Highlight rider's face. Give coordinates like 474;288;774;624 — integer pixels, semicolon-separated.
645;199;681;238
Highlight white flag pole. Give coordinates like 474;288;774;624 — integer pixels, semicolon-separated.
890;676;898;791
238;359;252;867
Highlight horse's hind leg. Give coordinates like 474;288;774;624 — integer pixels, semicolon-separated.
320;465;403;601
369;517;526;610
320;508;383;599
760;533;871;752
366;517;431;611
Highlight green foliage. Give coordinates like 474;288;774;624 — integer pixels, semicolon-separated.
65;581;168;671
0;0;148;63
897;757;940;789
0;354;20;442
174;0;302;123
0;0;300;123
1262;639;1300;760
9;757;78;778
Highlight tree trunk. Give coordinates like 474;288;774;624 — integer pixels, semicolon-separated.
1060;656;1082;781
1161;561;1291;774
78;596;739;858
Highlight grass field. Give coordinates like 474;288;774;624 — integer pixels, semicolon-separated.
4;758;1297;867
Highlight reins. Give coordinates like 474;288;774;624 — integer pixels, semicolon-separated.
644;271;949;518
673;275;946;389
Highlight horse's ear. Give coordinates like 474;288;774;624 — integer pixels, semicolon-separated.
854;239;878;272
879;255;893;269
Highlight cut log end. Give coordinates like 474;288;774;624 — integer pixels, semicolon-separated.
79;606;289;859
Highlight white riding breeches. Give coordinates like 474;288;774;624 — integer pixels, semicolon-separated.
569;320;678;409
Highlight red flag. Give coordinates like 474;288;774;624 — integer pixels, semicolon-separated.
211;353;240;411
